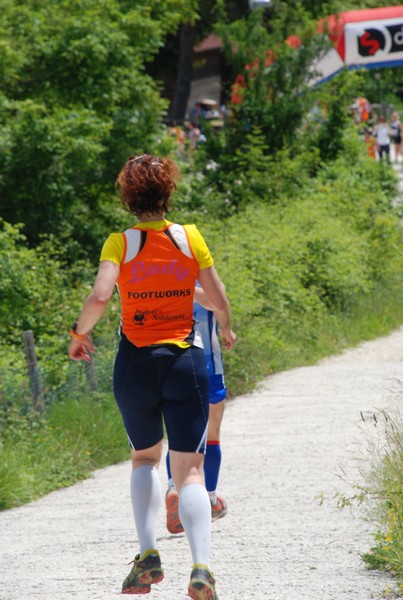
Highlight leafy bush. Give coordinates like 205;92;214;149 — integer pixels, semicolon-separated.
0;0;195;255
0;100;112;246
216;4;329;154
172;129;402;393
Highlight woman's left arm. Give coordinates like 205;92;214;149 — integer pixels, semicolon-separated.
68;260;120;361
194;285;215;310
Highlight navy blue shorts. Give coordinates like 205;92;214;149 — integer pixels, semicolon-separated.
113;335;210;452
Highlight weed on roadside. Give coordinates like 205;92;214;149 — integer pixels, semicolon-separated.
330;390;403;595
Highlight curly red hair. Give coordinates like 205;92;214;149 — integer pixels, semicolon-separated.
116;154;179;216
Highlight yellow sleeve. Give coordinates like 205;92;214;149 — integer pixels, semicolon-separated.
100;232;124;266
184;224;214;270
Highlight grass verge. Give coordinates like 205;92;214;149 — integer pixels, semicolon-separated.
361;406;403;591
0;392;128;510
334;403;403;596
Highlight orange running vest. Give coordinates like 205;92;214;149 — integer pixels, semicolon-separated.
117;224;199;347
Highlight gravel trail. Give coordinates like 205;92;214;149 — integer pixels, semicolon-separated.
1;327;403;600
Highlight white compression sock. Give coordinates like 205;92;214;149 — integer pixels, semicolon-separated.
130;465;161;555
179;483;211;566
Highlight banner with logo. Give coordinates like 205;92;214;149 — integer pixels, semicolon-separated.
310;5;403;86
345;18;403;67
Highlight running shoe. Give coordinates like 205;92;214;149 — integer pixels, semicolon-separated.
188;564;219;600
211;496;227;522
121;549;164;594
166;489;184;534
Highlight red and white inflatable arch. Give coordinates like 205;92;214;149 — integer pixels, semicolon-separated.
231;5;403;102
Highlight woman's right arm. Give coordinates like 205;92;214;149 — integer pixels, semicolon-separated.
68;260;120;361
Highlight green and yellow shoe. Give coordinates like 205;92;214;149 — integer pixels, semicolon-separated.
121;549;164;595
188;563;218;600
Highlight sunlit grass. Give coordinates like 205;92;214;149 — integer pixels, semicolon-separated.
0;392;128;510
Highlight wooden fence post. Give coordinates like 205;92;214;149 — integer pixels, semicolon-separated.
23;330;45;412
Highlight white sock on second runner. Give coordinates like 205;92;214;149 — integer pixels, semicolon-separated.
167;477;176;492
208;491;218;505
179;483;211;566
130;465;161;556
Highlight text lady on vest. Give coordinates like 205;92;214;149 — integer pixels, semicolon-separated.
68;154;236;599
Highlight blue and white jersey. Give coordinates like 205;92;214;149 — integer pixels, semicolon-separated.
194;301;226;404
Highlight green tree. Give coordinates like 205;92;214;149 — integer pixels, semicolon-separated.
0;0;196;250
178;1;334;216
216;3;330;153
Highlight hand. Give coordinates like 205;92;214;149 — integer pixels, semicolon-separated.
68;336;95;362
220;329;237;351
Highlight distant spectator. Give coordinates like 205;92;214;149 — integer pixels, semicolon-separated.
390;111;402;163
201;99;220;120
353;96;371;124
364;128;376;160
170;124;186;146
188;122;206;150
220;104;230;122
189;102;202;126
374;116;391;162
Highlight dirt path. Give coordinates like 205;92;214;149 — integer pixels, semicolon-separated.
1;327;402;600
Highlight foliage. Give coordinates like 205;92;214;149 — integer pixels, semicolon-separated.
332;405;403;590
335;0;403;10
185;75;378;225
0;218;125;391
178;71;400;220
0;99;111;245
0;389;128;510
361;409;403;586
340;65;403;115
0;0;195;252
215;3;331;155
170;131;403;393
306;72;358;162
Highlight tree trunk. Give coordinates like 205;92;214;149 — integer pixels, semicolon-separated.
169;22;196;125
